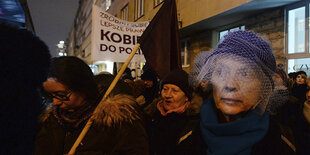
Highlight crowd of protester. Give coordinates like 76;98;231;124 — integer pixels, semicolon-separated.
1;23;310;155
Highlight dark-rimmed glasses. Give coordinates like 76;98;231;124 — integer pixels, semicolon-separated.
46;90;72;101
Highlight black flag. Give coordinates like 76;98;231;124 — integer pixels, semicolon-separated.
138;0;181;78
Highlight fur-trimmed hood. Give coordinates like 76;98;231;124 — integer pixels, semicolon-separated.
92;94;141;127
144;93;203;117
40;94;141;127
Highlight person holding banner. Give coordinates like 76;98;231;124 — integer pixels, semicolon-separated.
34;56;149;155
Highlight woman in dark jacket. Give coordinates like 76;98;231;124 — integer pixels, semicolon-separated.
291;71;308;103
145;69;205;155
195;30;296;154
34;56;148;155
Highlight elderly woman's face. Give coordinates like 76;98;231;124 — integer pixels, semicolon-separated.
161;84;188;111
211;57;263;116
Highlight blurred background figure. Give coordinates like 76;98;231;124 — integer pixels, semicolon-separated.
0;23;51;154
288;72;297;89
284;77;310;155
121;67;134;83
131;79;147;106
266;67;290;117
189;51;213;101
291;71;308;103
141;70;160;108
144;69;204;154
292;84;310;155
94;72;134;97
35;56;148;154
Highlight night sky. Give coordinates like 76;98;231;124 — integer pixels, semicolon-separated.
27;0;79;57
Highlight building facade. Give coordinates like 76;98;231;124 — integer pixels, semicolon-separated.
68;0;310;77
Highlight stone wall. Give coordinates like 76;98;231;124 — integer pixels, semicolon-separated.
182;30;212;73
245;8;286;67
185;7;286;73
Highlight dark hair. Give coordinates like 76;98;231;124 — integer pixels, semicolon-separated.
295;71;307;79
124;67;132;75
288;72;297;79
94;73;133;97
141;70;158;84
275;68;289;87
48;56;98;102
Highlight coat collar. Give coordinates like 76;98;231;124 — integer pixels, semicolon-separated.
40;94;141;127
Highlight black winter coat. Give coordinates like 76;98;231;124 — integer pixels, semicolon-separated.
34;94;149;155
144;95;205;155
251;117;296;155
289;102;310;155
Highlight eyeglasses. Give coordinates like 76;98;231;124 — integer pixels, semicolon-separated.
46;90;72;101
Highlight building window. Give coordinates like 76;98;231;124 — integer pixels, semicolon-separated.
286;1;310;75
288;6;305;54
219;26;245;40
135;0;144;20
121;4;128;20
181;40;190;67
102;0;112;11
288;58;310;76
154;0;164;7
85;23;92;38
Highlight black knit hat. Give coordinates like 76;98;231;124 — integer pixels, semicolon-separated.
160;69;193;100
141;71;158;83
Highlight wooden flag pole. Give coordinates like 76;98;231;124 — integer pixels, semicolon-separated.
67;43;141;155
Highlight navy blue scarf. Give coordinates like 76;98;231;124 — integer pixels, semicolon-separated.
200;98;269;155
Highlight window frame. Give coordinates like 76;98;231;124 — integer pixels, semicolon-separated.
181;39;190;67
218;25;245;40
154;0;164;8
121;4;129;20
101;0;112;11
134;0;145;21
285;1;310;58
285;1;310;74
212;25;245;48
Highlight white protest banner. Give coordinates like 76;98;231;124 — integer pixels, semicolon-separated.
91;4;148;62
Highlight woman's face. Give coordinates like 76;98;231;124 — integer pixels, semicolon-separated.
211;57;264;116
296;74;307;85
43;78;86;111
161;84;188;111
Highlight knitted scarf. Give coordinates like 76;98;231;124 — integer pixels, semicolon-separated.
53;102;95;131
200;98;269;155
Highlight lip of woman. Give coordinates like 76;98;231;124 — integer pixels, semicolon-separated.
220;97;243;105
163;99;173;103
